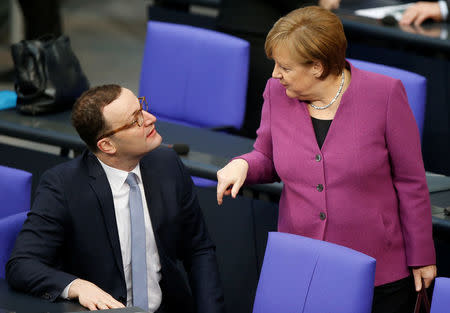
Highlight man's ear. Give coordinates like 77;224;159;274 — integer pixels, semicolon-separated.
97;138;116;155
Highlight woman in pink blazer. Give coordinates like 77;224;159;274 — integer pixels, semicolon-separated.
216;6;436;313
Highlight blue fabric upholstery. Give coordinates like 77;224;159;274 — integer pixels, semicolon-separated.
253;232;376;313
0;91;17;110
0;165;32;219
139;21;249;130
0;211;28;279
140;21;249;187
348;59;426;140
430;277;450;313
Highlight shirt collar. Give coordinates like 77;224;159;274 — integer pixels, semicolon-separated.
97;158;142;193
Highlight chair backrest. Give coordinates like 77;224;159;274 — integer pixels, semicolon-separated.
253;232;376;313
0;165;32;219
348;58;426;140
0;211;28;279
139;21;249;130
430;277;450;313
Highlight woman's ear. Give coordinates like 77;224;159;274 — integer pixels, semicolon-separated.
97;138;117;155
312;61;324;78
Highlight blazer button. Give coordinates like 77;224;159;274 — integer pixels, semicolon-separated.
316;184;324;192
319;212;326;220
315;154;322;162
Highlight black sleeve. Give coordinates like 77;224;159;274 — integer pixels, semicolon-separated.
175;156;226;313
446;0;450;22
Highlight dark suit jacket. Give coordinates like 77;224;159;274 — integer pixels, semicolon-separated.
6;147;225;313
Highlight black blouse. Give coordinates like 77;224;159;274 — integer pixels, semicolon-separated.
310;116;333;150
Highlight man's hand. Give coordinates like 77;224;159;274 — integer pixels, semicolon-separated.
68;278;125;311
319;0;341;10
400;2;443;26
412;265;437;291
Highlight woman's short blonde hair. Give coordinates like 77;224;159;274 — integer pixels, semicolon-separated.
265;6;347;79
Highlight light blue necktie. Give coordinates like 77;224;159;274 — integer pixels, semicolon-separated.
126;173;148;311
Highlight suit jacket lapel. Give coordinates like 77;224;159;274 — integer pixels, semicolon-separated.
140;161;163;234
86;152;125;283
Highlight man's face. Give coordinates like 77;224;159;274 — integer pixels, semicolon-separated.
102;88;162;159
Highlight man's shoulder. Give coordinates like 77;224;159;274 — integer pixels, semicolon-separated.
140;146;186;181
42;150;92;180
141;146;179;166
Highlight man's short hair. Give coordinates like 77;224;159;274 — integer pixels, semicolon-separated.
71;84;122;152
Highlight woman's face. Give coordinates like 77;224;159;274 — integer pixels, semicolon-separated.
271;46;319;100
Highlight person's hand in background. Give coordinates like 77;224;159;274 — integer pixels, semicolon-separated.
319;0;341;10
400;2;443;26
216;159;249;205
399;23;443;38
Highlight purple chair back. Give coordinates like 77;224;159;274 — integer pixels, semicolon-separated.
253;232;376;313
139;21;249;129
348;59;426;140
430;277;450;313
0;165;32;218
0;211;28;279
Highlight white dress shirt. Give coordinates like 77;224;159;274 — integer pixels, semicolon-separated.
439;0;449;20
62;159;162;312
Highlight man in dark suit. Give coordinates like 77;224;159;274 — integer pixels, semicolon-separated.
400;1;450;25
216;0;341;138
6;85;225;313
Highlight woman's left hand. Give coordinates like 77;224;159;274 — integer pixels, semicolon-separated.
412;265;437;291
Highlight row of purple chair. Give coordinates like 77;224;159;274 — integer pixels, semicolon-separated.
254;232;450;313
0;165;32;279
139;22;426;140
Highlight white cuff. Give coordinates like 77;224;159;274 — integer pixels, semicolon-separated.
60;280;76;299
440;28;448;40
438;0;449;20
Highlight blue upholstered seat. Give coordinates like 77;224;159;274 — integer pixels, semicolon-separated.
253;232;376;313
430;277;450;313
0;165;32;218
139;21;249;186
348;59;426;140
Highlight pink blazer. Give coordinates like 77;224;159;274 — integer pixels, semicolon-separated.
239;62;436;286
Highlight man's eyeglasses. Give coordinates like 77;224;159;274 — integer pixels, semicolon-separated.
97;97;149;141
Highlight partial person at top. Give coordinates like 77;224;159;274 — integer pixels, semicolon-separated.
216;6;436;313
17;0;62;40
400;1;449;25
217;0;341;138
0;0;62;82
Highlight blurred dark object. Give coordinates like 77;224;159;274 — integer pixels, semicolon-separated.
381;15;398;26
148;0;218;30
0;69;15;82
413;278;430;313
0;0;62;83
444;207;450;216
11;35;89;115
217;0;316;138
17;0;62;40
